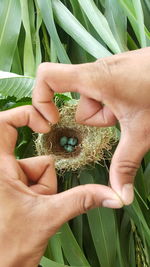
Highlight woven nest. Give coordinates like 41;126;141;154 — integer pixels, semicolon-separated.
35;103;117;172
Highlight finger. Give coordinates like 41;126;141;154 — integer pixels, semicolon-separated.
18;156;57;195
76;96;117;126
0;106;50;155
42;184;123;230
32;63;79;124
109;129;148;205
0;105;50;132
33;74;60;125
32;61;110;123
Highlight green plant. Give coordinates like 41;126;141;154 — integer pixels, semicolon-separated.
0;1;150;266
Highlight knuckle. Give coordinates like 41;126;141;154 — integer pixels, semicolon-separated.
37;62;51;79
96;59;112;80
48;155;55;163
79;185;97;213
37;62;49;74
114;160;139;178
94;59;114;95
42;155;54;163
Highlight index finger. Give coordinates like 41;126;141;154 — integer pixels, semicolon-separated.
0;105;50;155
32;63;79;124
32;62;107;124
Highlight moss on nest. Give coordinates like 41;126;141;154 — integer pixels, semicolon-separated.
35;103;117;172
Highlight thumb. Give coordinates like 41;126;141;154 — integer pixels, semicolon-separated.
109;129;148;205
41;184;123;233
76;96;117;126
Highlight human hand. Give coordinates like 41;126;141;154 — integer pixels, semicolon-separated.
33;47;150;206
0;106;122;267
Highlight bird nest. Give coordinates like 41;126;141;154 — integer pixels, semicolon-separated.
35;104;117;172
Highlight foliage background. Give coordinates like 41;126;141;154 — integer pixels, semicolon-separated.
0;0;150;266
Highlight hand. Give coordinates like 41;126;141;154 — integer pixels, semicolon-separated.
33;47;150;206
0;106;122;267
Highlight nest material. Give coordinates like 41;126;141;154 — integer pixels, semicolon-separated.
35;104;117;171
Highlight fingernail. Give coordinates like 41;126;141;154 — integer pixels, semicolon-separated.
102;199;123;209
122;183;134;205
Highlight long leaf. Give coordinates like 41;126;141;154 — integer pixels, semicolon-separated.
105;0;128;51
52;0;111;59
142;0;150;31
20;0;35;76
37;0;71;63
132;0;147;47
78;0;121;53
119;0;150;46
79;171;117;267
49;233;64;264
143;162;150;197
125;198;150;245
60;223;90;266
11;46;23;75
0;72;34;100
41;256;88;267
0;0;21;71
34;0;43;69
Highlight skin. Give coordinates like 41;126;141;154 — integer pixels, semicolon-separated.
0;106;122;266
32;47;150;205
1;47;150;266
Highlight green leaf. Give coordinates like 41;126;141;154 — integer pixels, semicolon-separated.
119;0;150;46
70;0;90;30
70;177;83;249
0;73;34;100
52;0;112;59
60;223;90;266
0;96;16;111
116;225;127;267
82;214;100;267
128;224;136;267
0;0;21;71
125;197;150;245
79;171;117;267
34;0;43;69
15;126;34;159
143;162;150;198
127;33;138;50
20;0;35;76
54;93;72;108
78;0;121;53
41;23;51;62
141;0;150;31
134;167;147;202
11;46;23;75
70;0;108;54
119;212;133;267
132;0;147;47
50;39;58;63
41;256;88;267
37;0;71;63
0;96;31;111
105;0;128;51
48;233;64;264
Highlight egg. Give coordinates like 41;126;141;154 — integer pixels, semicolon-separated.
68;137;78;146
60;136;68;146
64;144;75;152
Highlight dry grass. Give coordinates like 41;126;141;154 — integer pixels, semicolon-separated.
35;103;117;172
